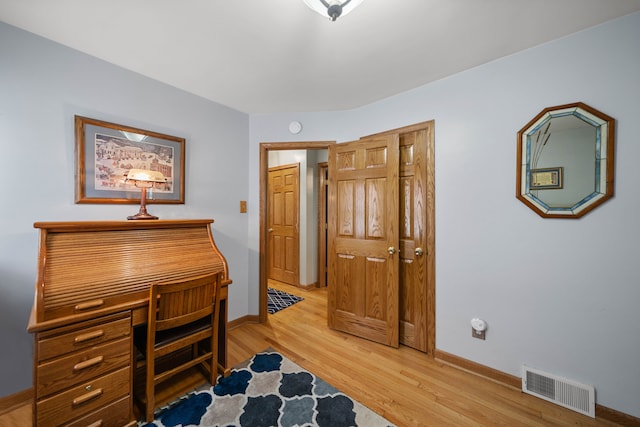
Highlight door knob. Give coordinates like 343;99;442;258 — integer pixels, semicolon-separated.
387;246;397;255
414;247;424;256
268;228;273;232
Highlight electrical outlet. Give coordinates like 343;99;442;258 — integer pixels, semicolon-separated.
472;328;486;340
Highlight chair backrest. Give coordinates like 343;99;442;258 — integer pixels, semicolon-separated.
149;273;219;332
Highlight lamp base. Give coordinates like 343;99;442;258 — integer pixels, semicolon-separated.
127;187;158;220
127;212;158;220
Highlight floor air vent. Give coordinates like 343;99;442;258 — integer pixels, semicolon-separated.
522;365;595;417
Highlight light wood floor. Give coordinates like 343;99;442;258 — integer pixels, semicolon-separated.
1;281;630;426
230;282;626;426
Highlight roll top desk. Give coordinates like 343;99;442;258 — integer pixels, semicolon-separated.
27;219;231;426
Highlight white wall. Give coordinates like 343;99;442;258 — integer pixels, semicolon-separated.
249;12;640;417
0;23;250;396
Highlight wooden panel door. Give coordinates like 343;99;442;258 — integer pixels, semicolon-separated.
268;164;299;286
399;129;429;351
327;135;400;347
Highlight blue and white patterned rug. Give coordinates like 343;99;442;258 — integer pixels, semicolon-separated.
141;349;393;427
267;288;304;314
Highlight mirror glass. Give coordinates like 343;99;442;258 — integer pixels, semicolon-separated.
516;102;615;218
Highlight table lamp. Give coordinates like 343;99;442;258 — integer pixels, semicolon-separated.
124;169;167;220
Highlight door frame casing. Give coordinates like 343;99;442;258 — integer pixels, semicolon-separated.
259;142;336;323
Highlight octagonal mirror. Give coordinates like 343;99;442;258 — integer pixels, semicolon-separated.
516;102;615;218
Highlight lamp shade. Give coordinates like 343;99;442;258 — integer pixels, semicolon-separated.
125;169;166;184
303;0;364;21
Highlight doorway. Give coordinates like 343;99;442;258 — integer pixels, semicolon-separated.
258;122;435;356
259;142;335;323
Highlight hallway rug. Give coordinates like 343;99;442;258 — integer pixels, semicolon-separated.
141;349;393;427
267;288;304;314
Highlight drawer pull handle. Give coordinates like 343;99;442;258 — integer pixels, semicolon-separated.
74;299;105;311
86;421;103;427
73;356;104;371
74;330;104;343
72;388;103;406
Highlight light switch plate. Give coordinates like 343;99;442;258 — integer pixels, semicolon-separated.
240;201;247;213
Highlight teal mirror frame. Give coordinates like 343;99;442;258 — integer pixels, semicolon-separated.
516;102;615;218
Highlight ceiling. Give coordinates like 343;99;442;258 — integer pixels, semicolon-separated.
2;0;640;114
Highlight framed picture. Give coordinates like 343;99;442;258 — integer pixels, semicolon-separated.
75;116;185;204
530;167;563;190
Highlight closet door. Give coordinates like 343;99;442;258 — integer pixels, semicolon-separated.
327;135;400;347
399;128;429;352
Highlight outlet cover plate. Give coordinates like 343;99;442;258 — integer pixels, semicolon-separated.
472;328;486;340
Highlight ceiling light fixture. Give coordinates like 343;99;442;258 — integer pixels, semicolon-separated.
303;0;364;21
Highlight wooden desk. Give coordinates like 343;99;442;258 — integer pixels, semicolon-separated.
27;219;231;427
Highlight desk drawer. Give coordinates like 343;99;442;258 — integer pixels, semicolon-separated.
38;314;130;361
62;395;132;427
37;337;130;397
37;366;129;426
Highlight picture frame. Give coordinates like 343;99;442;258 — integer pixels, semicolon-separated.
75;116;185;204
530;167;563;190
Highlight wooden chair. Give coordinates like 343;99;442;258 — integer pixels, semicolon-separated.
135;273;221;422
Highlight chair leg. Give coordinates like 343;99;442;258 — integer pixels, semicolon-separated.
145;358;155;422
211;302;220;384
210;330;218;385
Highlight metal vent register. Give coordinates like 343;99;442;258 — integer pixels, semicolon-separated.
522;366;595;417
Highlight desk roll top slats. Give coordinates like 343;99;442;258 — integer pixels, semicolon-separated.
30;220;229;326
28;219;231;427
36;224;226;322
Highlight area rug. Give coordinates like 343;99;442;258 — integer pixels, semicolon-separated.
267;288;304;314
141;349;393;427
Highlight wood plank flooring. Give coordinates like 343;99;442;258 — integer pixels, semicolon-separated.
232;281;625;427
1;281;630;426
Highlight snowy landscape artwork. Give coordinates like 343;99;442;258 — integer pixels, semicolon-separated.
75;116;185;204
93;132;175;194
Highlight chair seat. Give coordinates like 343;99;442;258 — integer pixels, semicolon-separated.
134;317;212;356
